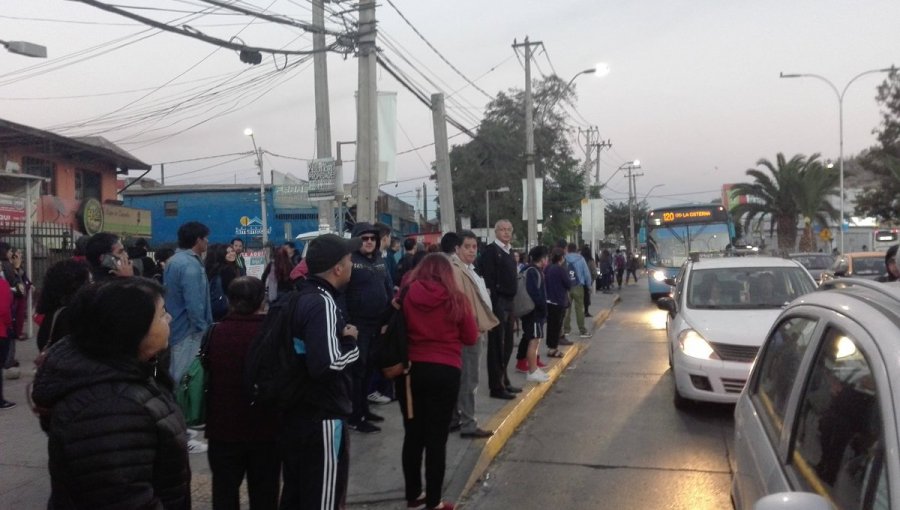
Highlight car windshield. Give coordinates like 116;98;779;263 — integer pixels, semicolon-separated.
852;257;883;275
792;255;833;270
687;267;816;309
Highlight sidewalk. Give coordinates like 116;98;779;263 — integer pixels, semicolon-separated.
0;290;620;509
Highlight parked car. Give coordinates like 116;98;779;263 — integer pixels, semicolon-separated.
656;256;817;408
819;251;884;284
732;279;900;510
787;252;834;283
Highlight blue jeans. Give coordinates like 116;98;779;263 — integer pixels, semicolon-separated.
170;330;202;384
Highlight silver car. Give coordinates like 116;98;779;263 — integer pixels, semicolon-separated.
732;279;900;510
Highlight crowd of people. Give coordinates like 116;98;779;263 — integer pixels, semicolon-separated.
16;217;899;510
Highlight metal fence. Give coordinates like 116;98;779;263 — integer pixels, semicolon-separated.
0;220;75;290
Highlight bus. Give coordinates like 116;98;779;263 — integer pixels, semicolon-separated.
872;228;899;254
639;204;735;300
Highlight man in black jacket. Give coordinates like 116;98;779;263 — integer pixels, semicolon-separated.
477;219;521;400
345;222;393;433
281;233;361;510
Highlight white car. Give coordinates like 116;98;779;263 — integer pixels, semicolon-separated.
733;279;900;510
656;256;817;408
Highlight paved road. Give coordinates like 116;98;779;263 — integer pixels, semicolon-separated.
463;282;736;509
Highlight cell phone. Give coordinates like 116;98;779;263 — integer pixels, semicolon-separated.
101;253;120;271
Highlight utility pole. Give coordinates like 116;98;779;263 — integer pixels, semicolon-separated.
590;139;611;254
578;127;598;246
513;37;542;249
422;182;428;231
312;0;334;231
160;163;165;186
431;93;456;234
625;166;643;254
355;0;378;223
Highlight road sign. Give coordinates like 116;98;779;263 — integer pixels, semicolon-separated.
819;228;832;241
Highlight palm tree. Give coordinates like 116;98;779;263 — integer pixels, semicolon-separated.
731;153;836;252
795;160;839;252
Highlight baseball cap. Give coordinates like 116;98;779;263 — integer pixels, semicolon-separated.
305;234;362;275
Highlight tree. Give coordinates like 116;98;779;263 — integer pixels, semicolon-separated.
604;200;649;249
731;153;836;252
447;75;586;245
855;71;900;222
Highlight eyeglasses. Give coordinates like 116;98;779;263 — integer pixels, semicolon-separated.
360;235;377;242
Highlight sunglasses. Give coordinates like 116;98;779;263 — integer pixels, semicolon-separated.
360;235;377;242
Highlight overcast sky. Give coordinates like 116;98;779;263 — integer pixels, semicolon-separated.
2;0;898;216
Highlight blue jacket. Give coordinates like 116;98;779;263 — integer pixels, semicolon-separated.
565;252;591;287
164;249;212;347
521;265;547;320
544;263;573;307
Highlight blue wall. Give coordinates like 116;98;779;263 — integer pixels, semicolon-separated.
123;189;319;247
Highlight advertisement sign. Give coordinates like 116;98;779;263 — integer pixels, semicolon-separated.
308;158;337;201
243;249;268;279
0;193;25;221
79;198;104;235
235;216;271;237
273;171;313;209
102;204;152;237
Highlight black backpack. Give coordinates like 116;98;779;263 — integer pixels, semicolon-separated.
378;287;409;379
243;288;310;410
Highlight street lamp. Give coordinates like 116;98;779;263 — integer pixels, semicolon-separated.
541;63;610;123
641;184;665;202
0;39;47;58
780;65;895;254
486;186;510;242
243;128;269;246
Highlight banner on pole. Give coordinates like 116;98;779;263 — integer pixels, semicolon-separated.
308;158;337;201
378;92;397;184
521;178;543;221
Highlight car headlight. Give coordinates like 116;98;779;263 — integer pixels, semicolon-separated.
652;270;667;282
677;329;720;360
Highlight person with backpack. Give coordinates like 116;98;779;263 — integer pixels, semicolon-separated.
399;253;478;510
205;277;280;510
278;233;360;510
563;243;591;339
515;246;550;382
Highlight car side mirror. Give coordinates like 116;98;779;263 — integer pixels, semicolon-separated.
753;492;831;510
663;277;676;287
656;296;676;315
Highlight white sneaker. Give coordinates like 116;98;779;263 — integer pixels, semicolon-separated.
579;332;592;338
367;391;391;405
526;368;550;383
187;439;208;454
3;367;21;380
186;428;200;440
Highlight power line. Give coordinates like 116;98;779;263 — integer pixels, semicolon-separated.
383;0;492;100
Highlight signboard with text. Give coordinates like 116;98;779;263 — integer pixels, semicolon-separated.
243;249;268;279
308;158;337;201
0;194;25;222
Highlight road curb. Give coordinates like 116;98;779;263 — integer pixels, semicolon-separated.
457;293;621;505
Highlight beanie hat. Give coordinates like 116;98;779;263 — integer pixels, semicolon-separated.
306;234;362;275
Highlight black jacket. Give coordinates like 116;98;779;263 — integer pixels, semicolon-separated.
345;251;392;328
289;277;360;420
477;242;518;300
31;338;191;510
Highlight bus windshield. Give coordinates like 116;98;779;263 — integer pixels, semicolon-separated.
647;222;732;268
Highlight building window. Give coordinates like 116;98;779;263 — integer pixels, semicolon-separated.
21;157;56;195
74;169;101;201
164;201;178;217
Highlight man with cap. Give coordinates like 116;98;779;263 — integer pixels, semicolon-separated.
877;244;900;282
280;233;361;510
345;222;394;433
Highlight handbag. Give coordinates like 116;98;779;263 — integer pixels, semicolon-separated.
175;323;216;427
513;267;539;318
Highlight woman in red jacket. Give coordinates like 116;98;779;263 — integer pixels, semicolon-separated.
399;253;478;510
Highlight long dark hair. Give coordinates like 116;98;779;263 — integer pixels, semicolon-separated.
69;278;165;361
36;260;91;314
205;243;229;279
402;253;469;322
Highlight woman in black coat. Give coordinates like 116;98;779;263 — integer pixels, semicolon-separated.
32;278;191;510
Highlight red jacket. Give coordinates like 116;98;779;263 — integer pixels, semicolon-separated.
403;280;477;369
0;278;12;337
